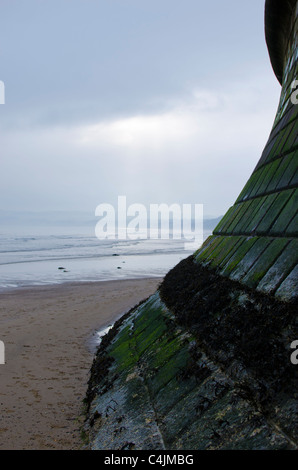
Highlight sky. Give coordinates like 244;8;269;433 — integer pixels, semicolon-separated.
0;0;282;219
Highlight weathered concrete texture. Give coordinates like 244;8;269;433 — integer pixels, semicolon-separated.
200;0;298;300
194;236;298;300
84;0;298;450
85;263;297;449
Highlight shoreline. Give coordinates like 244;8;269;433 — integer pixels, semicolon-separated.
0;274;164;295
0;277;162;450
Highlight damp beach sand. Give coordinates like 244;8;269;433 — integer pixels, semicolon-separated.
0;277;162;450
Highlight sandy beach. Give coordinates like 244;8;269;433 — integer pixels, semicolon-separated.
0;277;162;450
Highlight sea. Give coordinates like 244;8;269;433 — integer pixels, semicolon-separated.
0;212;218;293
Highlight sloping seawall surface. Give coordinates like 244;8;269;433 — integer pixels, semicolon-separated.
84;0;298;450
84;262;297;449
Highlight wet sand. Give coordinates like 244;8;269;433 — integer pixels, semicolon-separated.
0;278;162;450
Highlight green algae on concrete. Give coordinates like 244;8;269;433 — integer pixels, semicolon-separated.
85;0;298;451
85;257;297;450
275;264;298;301
256;239;298;294
205;0;297;298
85;293;196;450
219;237;258;276
240;238;290;288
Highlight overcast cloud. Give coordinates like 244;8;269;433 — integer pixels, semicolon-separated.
0;0;281;218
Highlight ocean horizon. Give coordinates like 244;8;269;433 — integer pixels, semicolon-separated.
0;212;220;292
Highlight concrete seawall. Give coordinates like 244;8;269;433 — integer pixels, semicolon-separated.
84;0;298;450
